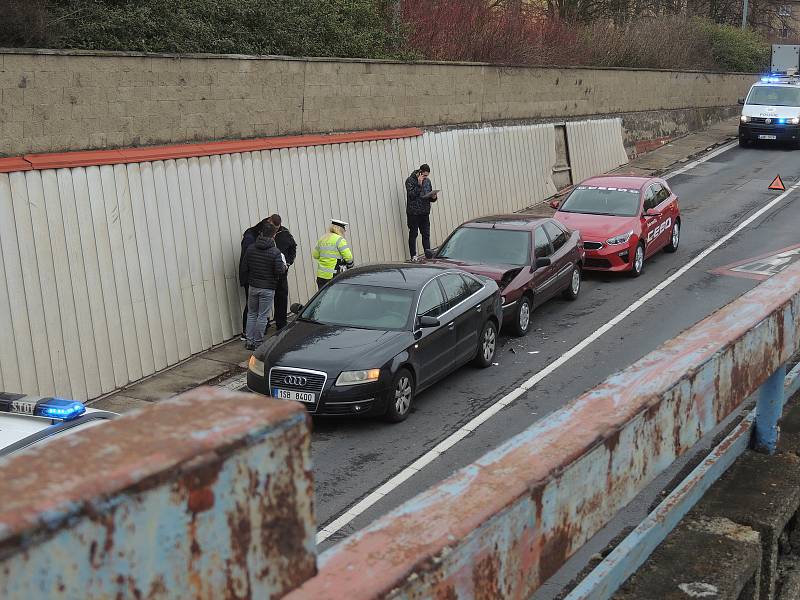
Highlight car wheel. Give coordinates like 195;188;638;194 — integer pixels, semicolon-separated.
562;265;581;300
511;295;532;337
383;368;414;423
473;319;498;368
629;243;645;277
739;138;748;147
665;220;680;253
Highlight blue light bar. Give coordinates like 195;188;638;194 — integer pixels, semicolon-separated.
36;399;86;421
779;118;786;124
0;395;86;421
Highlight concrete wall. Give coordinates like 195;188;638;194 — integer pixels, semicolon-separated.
0;48;755;157
0;387;316;599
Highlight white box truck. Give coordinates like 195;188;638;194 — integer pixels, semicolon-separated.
772;44;800;73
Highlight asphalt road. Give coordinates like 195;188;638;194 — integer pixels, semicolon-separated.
309;142;800;566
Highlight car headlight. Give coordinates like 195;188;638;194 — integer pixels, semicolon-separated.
741;115;750;123
793;117;800;125
248;355;264;377
606;230;634;245
336;369;381;386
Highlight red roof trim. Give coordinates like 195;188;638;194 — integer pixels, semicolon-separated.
11;128;423;172
0;158;33;173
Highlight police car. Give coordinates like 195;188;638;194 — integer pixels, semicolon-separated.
0;392;117;458
739;73;800;147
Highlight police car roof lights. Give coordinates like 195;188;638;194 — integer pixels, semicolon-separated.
0;394;86;421
760;72;800;84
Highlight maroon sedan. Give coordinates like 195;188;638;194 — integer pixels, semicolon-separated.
421;215;584;336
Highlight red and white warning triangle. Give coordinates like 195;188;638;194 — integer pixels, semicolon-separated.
769;174;786;191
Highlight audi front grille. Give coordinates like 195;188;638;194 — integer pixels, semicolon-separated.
269;367;327;396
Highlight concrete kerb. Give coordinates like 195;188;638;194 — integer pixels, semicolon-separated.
612;517;762;600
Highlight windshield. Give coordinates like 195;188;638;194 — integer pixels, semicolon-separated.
437;227;531;266
559;186;640;217
301;283;414;330
746;86;800;107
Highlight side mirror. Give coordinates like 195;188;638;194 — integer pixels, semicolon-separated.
418;316;440;328
290;303;304;315
644;208;661;217
549;199;561;209
535;257;551;269
737;98;745;105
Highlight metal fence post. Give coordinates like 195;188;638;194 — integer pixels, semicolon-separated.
754;364;786;454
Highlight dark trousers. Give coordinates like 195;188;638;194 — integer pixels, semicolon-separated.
407;213;431;259
316;277;330;290
241;284;249;333
274;275;289;329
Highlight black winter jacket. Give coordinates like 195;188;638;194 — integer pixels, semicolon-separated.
405;169;435;216
274;226;297;269
239;236;287;290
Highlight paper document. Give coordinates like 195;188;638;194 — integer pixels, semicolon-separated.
422;189;441;200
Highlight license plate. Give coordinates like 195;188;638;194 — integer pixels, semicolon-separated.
273;388;315;403
759;135;777;140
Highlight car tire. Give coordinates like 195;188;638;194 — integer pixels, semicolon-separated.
664;220;680;253
562;265;581;300
739;138;748;147
473;319;498;368
629;243;645;278
383;368;414;423
511;295;532;337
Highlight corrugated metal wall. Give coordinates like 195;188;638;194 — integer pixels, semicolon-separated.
0;125;555;399
566;118;630;183
0;121;624;400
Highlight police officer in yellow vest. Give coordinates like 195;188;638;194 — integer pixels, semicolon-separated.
312;219;354;290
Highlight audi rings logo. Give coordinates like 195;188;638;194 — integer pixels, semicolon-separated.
284;375;308;386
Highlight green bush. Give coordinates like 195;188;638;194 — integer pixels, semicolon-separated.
695;20;771;72
2;0;408;59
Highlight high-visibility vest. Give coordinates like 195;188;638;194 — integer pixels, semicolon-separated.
312;232;353;280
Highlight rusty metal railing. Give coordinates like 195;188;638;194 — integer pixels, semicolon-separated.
287;261;800;600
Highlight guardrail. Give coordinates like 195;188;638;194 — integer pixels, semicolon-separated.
286;261;800;599
0;388;317;600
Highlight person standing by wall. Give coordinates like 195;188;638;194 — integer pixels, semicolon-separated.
268;213;297;331
404;163;438;260
238;218;269;340
312;219;354;290
239;222;287;351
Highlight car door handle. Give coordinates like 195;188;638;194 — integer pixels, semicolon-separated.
475;304;481;311
448;322;455;330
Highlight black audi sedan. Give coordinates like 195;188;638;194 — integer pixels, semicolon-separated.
246;264;502;422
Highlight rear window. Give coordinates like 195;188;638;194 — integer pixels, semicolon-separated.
437;227;531;266
559;186;640;217
746;86;800;107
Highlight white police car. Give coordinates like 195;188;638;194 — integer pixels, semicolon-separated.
0;393;117;458
739;73;800;147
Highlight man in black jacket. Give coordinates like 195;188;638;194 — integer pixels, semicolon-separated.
268;213;297;331
239;222;287;350
404;163;437;260
239;218;269;339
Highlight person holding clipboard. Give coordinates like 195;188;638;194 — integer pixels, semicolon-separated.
404;163;440;260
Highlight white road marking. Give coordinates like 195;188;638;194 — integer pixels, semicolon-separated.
318;142;792;545
663;140;738;180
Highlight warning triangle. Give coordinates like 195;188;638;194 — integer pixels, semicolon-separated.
769;174;786;191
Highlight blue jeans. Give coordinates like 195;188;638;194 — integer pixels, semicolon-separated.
246;287;275;346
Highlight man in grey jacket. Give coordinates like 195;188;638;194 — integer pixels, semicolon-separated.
239;222;288;350
404;163;437;260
